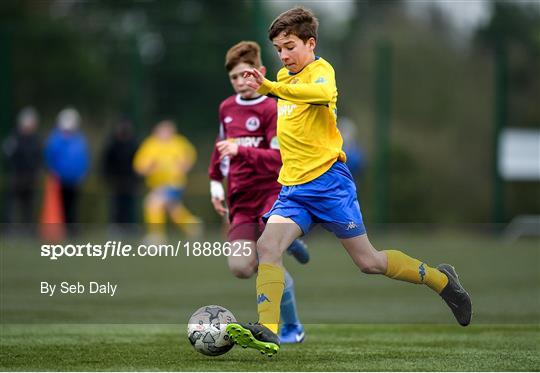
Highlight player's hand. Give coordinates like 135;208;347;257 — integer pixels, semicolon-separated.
209;180;227;216
138;160;157;176
177;160;192;173
243;68;264;90
211;197;227;216
216;140;239;160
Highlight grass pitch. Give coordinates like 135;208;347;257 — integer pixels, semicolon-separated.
1;229;539;370
1;324;538;371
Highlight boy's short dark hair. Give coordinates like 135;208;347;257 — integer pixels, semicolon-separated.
225;41;262;71
268;6;318;42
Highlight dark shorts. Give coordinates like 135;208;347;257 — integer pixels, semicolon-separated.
228;187;281;242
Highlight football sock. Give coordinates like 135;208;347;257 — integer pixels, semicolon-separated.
144;205;166;234
170;204;202;238
256;263;284;334
280;270;301;326
383;250;448;293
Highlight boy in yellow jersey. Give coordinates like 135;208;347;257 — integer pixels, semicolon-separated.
226;7;472;357
208;41;308;343
133;120;201;240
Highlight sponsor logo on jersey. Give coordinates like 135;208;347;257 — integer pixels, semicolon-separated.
245;116;260;131
234;136;264;147
314;76;327;84
278;104;297;117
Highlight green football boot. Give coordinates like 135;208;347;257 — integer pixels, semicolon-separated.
226;322;280;357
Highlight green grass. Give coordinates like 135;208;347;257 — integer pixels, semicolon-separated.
1;324;538;371
1;229;539;370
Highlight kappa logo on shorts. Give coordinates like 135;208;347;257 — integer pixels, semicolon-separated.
346;222;358;230
257;293;270;304
245;116;260;131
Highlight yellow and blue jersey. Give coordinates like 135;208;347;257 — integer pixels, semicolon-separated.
133;134;196;189
258;57;346;186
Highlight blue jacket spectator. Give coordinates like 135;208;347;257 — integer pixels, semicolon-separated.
45;111;89;185
44;107;89;230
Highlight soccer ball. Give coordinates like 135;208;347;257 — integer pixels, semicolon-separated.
187;305;236;356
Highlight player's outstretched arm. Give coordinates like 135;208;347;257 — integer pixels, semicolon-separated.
244;68;335;105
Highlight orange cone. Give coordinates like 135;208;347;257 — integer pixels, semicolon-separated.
40;174;66;242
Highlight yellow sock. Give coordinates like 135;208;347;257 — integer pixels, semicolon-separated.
384;250;448;293
170;204;200;224
170;204;202;238
256;263;284;334
144;205;166;235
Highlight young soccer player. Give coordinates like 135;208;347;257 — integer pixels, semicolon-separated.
208;41;309;343
133;120;201;240
226;7;472;356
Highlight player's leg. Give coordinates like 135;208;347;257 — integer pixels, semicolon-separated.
341;234;472;326
311;161;471;326
227;193;304;334
143;189;167;242
259;189;310;265
256;215;302;332
285;239;310;264
169;195;203;238
227;215;259;278
279;270;305;343
226;215;303;355
226;237;305;342
227;239;257;278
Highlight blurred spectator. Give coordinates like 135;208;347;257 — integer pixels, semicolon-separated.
339;117;367;182
133;119;201;241
2;107;42;225
44;107;90;230
101;118;140;228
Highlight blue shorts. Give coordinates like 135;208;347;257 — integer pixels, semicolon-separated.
156;187;183;203
263;161;366;239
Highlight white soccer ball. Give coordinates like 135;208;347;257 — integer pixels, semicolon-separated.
187;305;236;356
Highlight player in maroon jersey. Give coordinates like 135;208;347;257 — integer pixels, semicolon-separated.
208;41;308;343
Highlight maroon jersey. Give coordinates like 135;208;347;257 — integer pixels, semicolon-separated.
209;94;281;203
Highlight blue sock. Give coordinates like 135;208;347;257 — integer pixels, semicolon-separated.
286;239;309;264
280;270;301;326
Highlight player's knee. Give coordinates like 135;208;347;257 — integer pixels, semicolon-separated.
256;236;278;261
145;193;164;209
229;263;255;279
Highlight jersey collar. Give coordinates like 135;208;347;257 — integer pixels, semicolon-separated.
235;94;267;106
288;56;321;76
